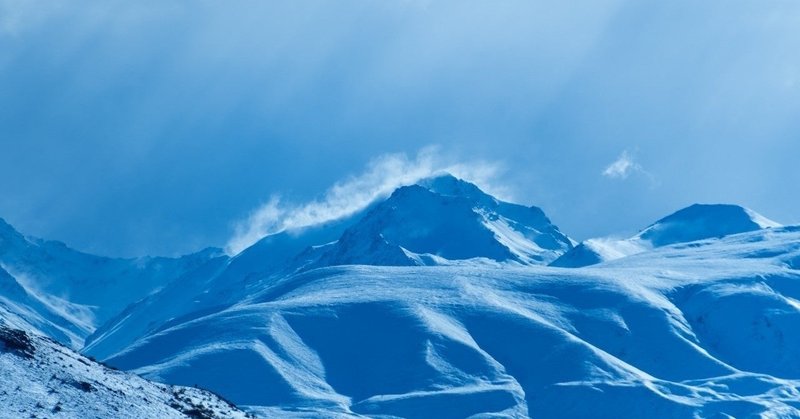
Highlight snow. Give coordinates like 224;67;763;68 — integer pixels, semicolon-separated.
551;203;780;268
84;225;800;417
0;217;222;348
0;323;248;418
0;266;90;348
314;175;573;266
636;203;780;247
550;238;648;268
3;177;800;418
84;174;574;362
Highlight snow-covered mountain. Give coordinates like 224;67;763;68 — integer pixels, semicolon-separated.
4;176;800;418
83;174;574;361
314;174;574;267
0;265;89;349
95;225;800;418
637;203;781;246
0;217;223;348
1;323;247;418
550;204;781;268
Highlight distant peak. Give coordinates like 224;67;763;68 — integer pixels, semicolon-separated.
655;204;780;229
638;203;780;247
551;203;781;268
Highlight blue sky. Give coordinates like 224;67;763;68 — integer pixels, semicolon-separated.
1;0;799;257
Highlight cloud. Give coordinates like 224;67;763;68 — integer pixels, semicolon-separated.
602;150;643;180
225;147;506;255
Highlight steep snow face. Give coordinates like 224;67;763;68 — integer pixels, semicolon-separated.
97;226;800;418
0;218;223;347
0;324;248;419
551;204;780;268
317;175;573;266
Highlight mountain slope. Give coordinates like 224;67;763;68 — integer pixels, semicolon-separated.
0;323;248;418
315;175;573;267
82;213;366;362
636;203;781;247
551;204;780;268
8;181;800;418
85;174;573;361
0;266;90;347
0;217;223;347
549;238;647;269
97;225;800;418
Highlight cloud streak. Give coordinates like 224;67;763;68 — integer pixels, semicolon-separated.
225;147;505;255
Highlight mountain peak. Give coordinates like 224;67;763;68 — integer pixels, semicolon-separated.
415;173;492;203
552;203;780;268
314;175;573;267
637;203;780;247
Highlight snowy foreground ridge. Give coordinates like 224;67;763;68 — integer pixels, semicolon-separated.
0;325;248;418
3;174;800;418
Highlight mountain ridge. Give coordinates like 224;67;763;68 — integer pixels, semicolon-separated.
3;178;799;418
82;174;575;361
551;203;780;268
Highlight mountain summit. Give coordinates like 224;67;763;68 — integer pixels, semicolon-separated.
82;175;574;361
551;203;780;268
314;174;574;267
636;203;780;247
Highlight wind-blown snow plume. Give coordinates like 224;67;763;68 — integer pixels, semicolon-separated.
225;148;506;255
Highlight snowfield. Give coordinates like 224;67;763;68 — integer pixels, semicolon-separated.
3;174;800;418
99;226;800;418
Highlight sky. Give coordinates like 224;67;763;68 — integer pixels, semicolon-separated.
1;0;799;257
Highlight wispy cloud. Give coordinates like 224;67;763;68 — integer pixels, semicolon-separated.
602;150;643;180
225;147;505;255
